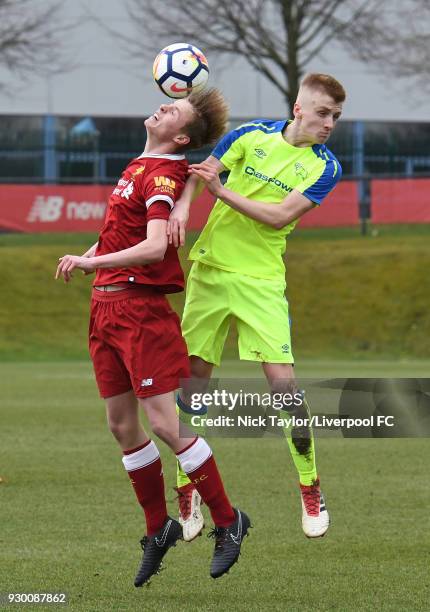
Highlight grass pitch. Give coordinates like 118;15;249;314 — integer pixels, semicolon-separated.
1;361;429;611
0;224;429;361
1;226;429;609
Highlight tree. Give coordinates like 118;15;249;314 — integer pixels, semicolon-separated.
0;0;75;83
114;0;430;113
339;0;430;85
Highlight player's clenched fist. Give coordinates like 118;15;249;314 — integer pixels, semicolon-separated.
55;255;95;282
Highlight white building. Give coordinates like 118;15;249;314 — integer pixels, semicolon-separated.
0;0;428;122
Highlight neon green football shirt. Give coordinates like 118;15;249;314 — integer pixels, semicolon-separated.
189;119;342;280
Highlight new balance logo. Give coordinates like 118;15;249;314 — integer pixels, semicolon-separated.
141;378;153;387
27;196;64;222
230;511;243;545
155;520;172;547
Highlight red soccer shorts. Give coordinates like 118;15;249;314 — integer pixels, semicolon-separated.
89;286;190;399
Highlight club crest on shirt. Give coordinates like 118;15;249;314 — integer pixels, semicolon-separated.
132;164;146;177
295;162;308;180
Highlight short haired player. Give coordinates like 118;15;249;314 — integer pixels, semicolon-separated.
168;74;346;541
56;88;250;585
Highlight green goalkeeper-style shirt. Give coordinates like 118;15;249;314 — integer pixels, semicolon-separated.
189;119;342;281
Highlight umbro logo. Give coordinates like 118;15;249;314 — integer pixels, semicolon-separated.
230;512;242;545
254;148;267;158
155;519;172;547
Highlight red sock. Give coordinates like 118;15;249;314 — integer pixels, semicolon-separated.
122;440;167;536
176;438;235;527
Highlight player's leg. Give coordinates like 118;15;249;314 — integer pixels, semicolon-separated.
142;390;251;579
105;390;170;540
262;363;329;537
262;364;317;481
103;388;177;588
89;288;182;587
233;274;329;537
176;262;231;539
90;292;169;541
174;356;214;540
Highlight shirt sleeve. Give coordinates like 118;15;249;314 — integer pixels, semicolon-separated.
142;163;187;210
211;127;245;170
146;201;171;221
296;158;342;206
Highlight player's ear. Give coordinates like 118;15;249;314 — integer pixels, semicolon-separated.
174;133;190;147
293;102;302;119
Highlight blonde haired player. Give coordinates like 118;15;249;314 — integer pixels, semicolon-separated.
169;73;346;541
56;88;251;584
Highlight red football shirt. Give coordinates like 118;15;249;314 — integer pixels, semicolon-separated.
94;153;188;293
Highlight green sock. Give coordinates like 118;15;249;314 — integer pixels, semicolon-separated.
283;396;317;486
176;459;192;488
176;403;193;488
176;395;208;488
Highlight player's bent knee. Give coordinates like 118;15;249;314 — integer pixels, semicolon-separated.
150;421;177;446
107;419;135;444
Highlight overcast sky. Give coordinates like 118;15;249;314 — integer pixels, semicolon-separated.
0;0;427;121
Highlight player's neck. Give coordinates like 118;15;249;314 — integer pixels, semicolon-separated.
144;135;180;156
283;120;314;148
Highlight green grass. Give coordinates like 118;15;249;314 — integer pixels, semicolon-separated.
1;226;429;609
0;225;429;361
1;360;429;611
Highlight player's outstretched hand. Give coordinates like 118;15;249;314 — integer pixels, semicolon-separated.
55;255;96;283
167;204;189;247
189;161;222;197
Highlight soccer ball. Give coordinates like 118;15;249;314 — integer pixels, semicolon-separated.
153;43;209;99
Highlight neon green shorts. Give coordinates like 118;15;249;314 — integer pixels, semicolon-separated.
182;262;294;366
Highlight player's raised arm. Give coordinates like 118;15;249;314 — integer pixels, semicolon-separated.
189;165;315;229
191;151;341;229
167;156;225;247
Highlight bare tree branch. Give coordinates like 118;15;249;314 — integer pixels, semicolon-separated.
0;0;78;84
339;0;430;82
93;0;430;113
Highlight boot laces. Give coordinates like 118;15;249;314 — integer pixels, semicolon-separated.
302;484;320;516
174;486;192;519
207;526;227;549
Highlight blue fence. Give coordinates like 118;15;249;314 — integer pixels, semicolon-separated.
1;115;430;184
